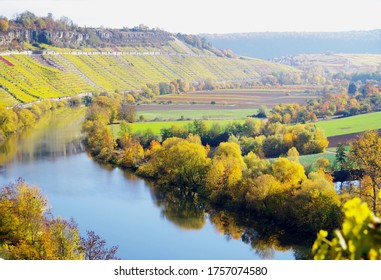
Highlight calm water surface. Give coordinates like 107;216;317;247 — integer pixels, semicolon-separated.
0;109;297;259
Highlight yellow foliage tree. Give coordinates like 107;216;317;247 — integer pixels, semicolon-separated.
349;130;381;213
272;157;306;189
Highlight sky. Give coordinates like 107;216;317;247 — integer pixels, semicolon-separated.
1;0;381;34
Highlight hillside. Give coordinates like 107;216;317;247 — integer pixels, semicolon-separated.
0;50;298;106
0;14;298;106
203;30;381;59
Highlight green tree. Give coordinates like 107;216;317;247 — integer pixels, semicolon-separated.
335;143;347;171
348;83;357;95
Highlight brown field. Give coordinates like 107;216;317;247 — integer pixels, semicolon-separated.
153;88;321;108
327;130;381;148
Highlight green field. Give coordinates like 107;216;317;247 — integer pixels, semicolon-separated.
110;119;245;135
298;152;336;166
316;112;381;137
136;108;258;121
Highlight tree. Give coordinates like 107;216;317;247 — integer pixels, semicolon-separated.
256;106;267;118
287;147;300;163
286;172;341;232
118;104;136;123
335;143;347;171
117;133;144;168
138;138;210;194
81;230;119;260
0;17;9;32
349;130;381;213
46;218;83;260
272;157;306;188
348;83;357;95
205;142;246;202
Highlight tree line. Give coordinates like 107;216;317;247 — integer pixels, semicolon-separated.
267;82;381;124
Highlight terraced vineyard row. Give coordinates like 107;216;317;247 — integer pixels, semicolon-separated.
0;52;297;105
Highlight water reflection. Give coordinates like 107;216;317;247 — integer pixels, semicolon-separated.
151;185;313;259
153;187;206;230
0;108;307;259
0;109;85;166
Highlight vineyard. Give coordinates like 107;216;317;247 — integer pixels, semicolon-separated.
0;49;297;106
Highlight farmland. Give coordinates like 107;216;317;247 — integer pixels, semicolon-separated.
135;107;258;121
153;87;321;107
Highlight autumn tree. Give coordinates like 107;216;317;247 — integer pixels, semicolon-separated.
81;230;119;260
117;133;144;168
0;179;84;260
138;138;210;194
118;104;136;123
45;218;83;260
0;17;9;32
285;172;342;232
349;130;381;213
272;157;306;189
205;142;246;203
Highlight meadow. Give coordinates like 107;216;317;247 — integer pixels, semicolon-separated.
316;112;381;137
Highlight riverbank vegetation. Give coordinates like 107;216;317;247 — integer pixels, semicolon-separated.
0;178;119;260
82;94;381;259
82;95;341;235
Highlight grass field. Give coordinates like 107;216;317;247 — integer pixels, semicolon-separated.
298;152;336;166
316;112;381;137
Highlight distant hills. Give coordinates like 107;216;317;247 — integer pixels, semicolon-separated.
202;30;381;59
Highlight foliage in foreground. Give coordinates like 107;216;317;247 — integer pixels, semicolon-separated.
0;179;119;260
313;194;381;260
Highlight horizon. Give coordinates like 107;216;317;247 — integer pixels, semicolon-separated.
1;0;380;35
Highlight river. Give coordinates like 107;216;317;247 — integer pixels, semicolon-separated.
0;108;300;259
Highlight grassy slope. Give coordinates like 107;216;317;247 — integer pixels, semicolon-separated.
316;112;381;137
